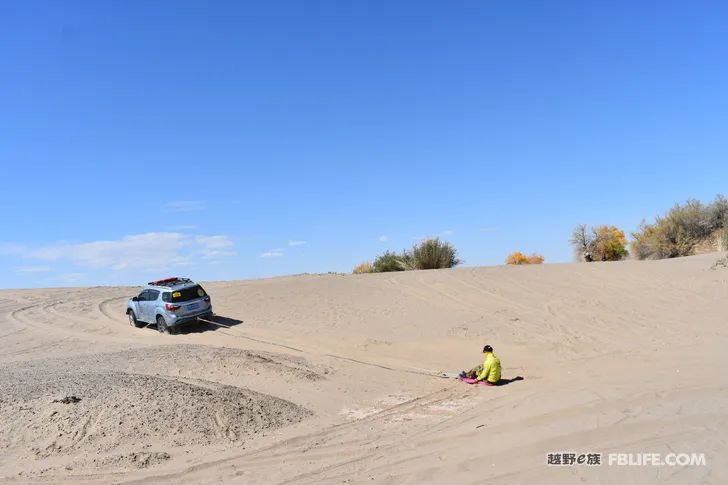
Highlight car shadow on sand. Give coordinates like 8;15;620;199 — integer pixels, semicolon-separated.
173;315;244;335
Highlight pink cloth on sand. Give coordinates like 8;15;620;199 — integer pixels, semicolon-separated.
459;377;494;386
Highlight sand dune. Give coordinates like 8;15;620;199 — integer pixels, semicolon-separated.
1;253;727;483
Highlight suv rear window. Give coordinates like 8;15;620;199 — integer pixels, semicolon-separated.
162;285;206;302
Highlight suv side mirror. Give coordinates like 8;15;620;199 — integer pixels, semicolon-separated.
132;296;138;302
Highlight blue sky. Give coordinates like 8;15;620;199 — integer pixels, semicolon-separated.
2;1;727;288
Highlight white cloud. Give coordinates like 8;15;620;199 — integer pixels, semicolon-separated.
378;235;389;242
2;232;235;272
288;240;306;247
441;229;454;237
194;235;236;259
260;248;285;258
16;266;53;273
164;200;205;212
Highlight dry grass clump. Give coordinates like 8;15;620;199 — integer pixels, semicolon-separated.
352;262;375;274
711;256;728;270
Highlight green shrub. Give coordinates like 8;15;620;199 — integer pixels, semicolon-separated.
631;195;727;259
707;195;728;230
373;251;406;272
631;221;659;260
404;238;461;270
370;239;461;272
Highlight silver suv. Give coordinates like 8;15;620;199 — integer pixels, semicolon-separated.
126;277;213;334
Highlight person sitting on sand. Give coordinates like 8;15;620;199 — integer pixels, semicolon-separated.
460;345;502;385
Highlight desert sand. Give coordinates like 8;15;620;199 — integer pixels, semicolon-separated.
1;253;727;484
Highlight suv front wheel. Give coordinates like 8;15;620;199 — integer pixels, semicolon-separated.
127;310;144;328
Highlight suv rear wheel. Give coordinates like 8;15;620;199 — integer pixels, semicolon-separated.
156;315;176;335
127;310;144;328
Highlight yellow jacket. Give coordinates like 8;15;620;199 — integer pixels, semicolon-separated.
476;352;501;383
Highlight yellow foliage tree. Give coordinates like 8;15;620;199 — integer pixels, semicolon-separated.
593;226;628;261
506;251;545;265
572;224;629;262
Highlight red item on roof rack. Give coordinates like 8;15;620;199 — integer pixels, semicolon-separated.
148;277;179;285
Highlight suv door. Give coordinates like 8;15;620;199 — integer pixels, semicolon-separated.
146;290;160;321
136;290;150;322
137;290;154;323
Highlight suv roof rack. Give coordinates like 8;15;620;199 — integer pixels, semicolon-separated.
147;277;193;287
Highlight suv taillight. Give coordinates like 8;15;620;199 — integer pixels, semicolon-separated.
165;303;181;311
204;296;211;303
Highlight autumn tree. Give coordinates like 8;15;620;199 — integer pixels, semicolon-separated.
571;224;628;262
593;226;629;261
